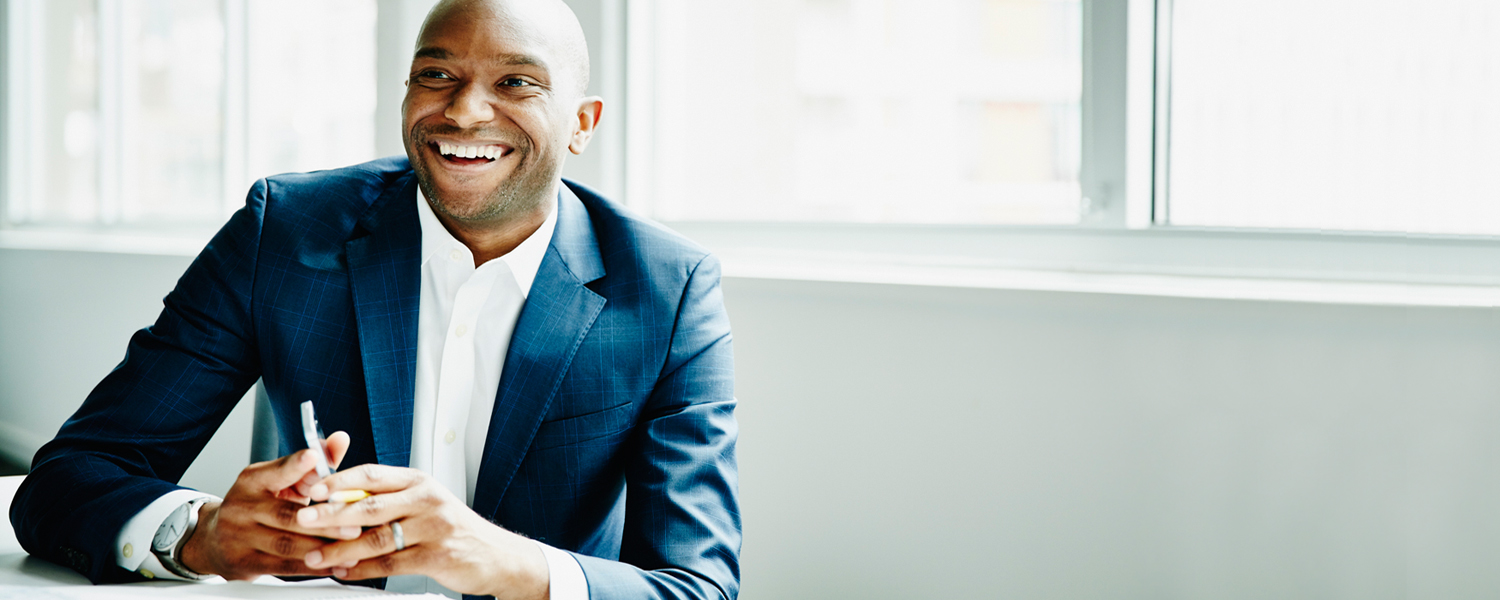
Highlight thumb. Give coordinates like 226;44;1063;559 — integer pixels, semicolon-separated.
325;431;352;470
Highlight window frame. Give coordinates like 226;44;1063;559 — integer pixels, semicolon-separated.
1;0;18;227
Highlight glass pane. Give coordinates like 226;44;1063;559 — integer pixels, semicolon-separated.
18;0;102;223
246;0;377;184
118;0;226;225
5;0;377;228
649;0;1082;224
1168;0;1500;235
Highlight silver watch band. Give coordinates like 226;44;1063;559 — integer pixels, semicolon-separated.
156;497;211;580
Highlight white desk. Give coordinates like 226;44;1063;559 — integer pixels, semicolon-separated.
0;476;25;554
0;475;436;598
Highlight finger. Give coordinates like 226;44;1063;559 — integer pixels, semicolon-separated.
295;524;365;541
307;521;422;570
248;524;341;560
244;550;337;578
297;488;419;529
325;431;352;470
275;487;311;503
242;449;319;494
287;471;322;499
252;497;363;538
334;547;427;581
318;464;426;495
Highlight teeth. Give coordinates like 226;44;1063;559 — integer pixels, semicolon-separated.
437;142;505;160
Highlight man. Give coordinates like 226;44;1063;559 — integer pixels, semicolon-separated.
9;0;740;599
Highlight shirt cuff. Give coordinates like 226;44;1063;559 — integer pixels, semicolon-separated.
535;540;587;600
115;489;218;580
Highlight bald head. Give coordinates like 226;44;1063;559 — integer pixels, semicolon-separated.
419;0;591;97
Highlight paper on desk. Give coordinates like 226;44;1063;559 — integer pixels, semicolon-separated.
0;577;446;599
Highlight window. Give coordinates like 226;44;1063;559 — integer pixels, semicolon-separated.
2;0;377;229
633;0;1084;225
245;0;378;188
631;0;1500;241
621;0;1500;300
1164;0;1500;236
5;0;1499;298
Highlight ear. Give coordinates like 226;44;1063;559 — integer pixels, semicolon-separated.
569;96;604;155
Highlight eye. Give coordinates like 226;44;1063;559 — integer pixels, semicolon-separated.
499;78;533;88
415;69;453;81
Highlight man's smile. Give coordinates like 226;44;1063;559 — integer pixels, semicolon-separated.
428;139;515;167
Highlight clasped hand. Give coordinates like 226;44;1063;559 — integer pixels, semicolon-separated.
179;431;547;600
296;464;548;599
180;431;358;579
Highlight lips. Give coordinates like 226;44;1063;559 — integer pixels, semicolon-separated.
429;140;513;166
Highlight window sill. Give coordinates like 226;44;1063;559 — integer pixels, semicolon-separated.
674;222;1500;309
718;248;1500;308
0;228;211;257
6;223;1500;309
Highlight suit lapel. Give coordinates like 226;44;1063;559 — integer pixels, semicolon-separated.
346;173;421;468
472;184;606;517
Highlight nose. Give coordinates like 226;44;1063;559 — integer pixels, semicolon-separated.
444;82;496;128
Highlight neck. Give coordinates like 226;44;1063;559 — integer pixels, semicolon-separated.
433;183;557;267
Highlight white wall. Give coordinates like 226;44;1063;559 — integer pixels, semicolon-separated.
4;249;1500;598
0;248;253;496
725;278;1500;600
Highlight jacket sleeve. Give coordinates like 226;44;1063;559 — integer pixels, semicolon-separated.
572;253;742;600
8;180;270;583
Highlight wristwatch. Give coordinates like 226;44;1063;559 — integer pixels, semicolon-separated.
150;497;212;580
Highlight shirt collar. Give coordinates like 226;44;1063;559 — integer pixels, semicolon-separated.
416;187;559;298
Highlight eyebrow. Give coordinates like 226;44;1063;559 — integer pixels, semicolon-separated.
414;47;452;61
413;47;549;71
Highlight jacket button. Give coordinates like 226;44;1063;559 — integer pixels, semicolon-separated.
57;546;91;574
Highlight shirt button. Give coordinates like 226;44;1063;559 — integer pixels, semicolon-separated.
454;324;468;337
122;543;133;558
444;430;457;445
449;249;464;262
140;568;155;579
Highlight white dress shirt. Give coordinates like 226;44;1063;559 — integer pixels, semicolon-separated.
118;188;587;600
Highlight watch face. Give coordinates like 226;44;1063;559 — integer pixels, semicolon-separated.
152;503;190;552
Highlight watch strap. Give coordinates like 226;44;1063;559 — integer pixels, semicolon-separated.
155;497;212;580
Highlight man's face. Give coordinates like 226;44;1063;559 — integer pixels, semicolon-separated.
401;2;583;226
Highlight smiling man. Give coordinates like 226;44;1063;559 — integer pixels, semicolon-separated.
9;1;741;599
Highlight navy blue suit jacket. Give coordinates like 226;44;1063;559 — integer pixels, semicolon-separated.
10;157;741;600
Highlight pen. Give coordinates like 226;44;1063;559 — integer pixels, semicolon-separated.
328;490;371;503
300;401;371;502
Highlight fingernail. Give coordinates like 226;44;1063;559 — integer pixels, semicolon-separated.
332;567;348;579
341;560;358;568
297;506;318;525
304;550;323;568
310;483;328;498
340;526;361;539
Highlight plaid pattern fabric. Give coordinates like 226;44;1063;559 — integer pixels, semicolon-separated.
10;157;741;600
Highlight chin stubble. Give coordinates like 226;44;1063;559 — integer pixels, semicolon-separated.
411;138;562;225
